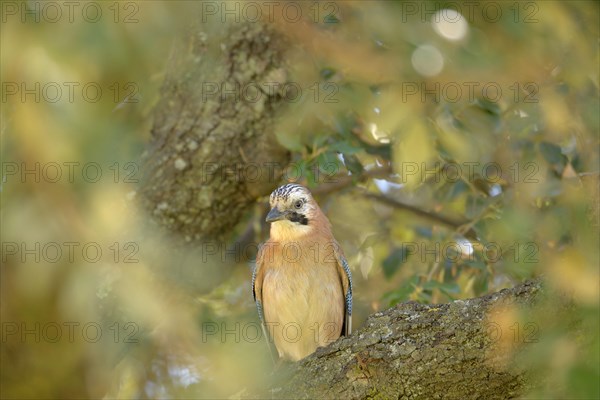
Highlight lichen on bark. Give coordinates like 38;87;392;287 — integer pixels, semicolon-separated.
260;280;572;400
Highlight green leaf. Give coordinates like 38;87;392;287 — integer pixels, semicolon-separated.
474;273;490;295
312;134;330;149
438;282;461;294
320;68;336;80
449;180;469;199
571;153;584;172
363;143;392;160
359;234;383;251
329;140;362;154
415;226;433;238
539;141;566;166
342;154;364;175
315;151;340;167
475;98;501;115
382;247;409;278
382;276;419;306
324;14;340;24
465;258;487;270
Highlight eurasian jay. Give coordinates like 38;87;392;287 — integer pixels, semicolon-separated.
252;183;353;361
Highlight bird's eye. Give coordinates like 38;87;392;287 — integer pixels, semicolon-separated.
294;200;303;209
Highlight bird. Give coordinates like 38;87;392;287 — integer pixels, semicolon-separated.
252;183;352;362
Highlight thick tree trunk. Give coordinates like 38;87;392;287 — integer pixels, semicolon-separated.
139;19;289;240
265;280;566;399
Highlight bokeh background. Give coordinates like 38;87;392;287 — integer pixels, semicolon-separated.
1;1;598;398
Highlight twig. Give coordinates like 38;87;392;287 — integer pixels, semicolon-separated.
361;191;477;240
311;166;392;195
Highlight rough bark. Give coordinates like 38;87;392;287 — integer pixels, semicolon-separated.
140;19;290;240
264;280;569;399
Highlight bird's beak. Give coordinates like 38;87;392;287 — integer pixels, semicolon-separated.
266;207;286;223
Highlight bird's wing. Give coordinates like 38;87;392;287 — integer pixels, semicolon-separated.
253;243;277;363
252;245;264;315
333;242;353;336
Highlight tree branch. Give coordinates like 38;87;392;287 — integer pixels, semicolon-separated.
361;192;478;240
261;279;567;399
309;168;477;239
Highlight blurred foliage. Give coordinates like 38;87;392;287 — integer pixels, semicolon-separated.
1;1;598;399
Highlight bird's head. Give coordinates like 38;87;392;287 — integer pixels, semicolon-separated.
266;183;325;239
